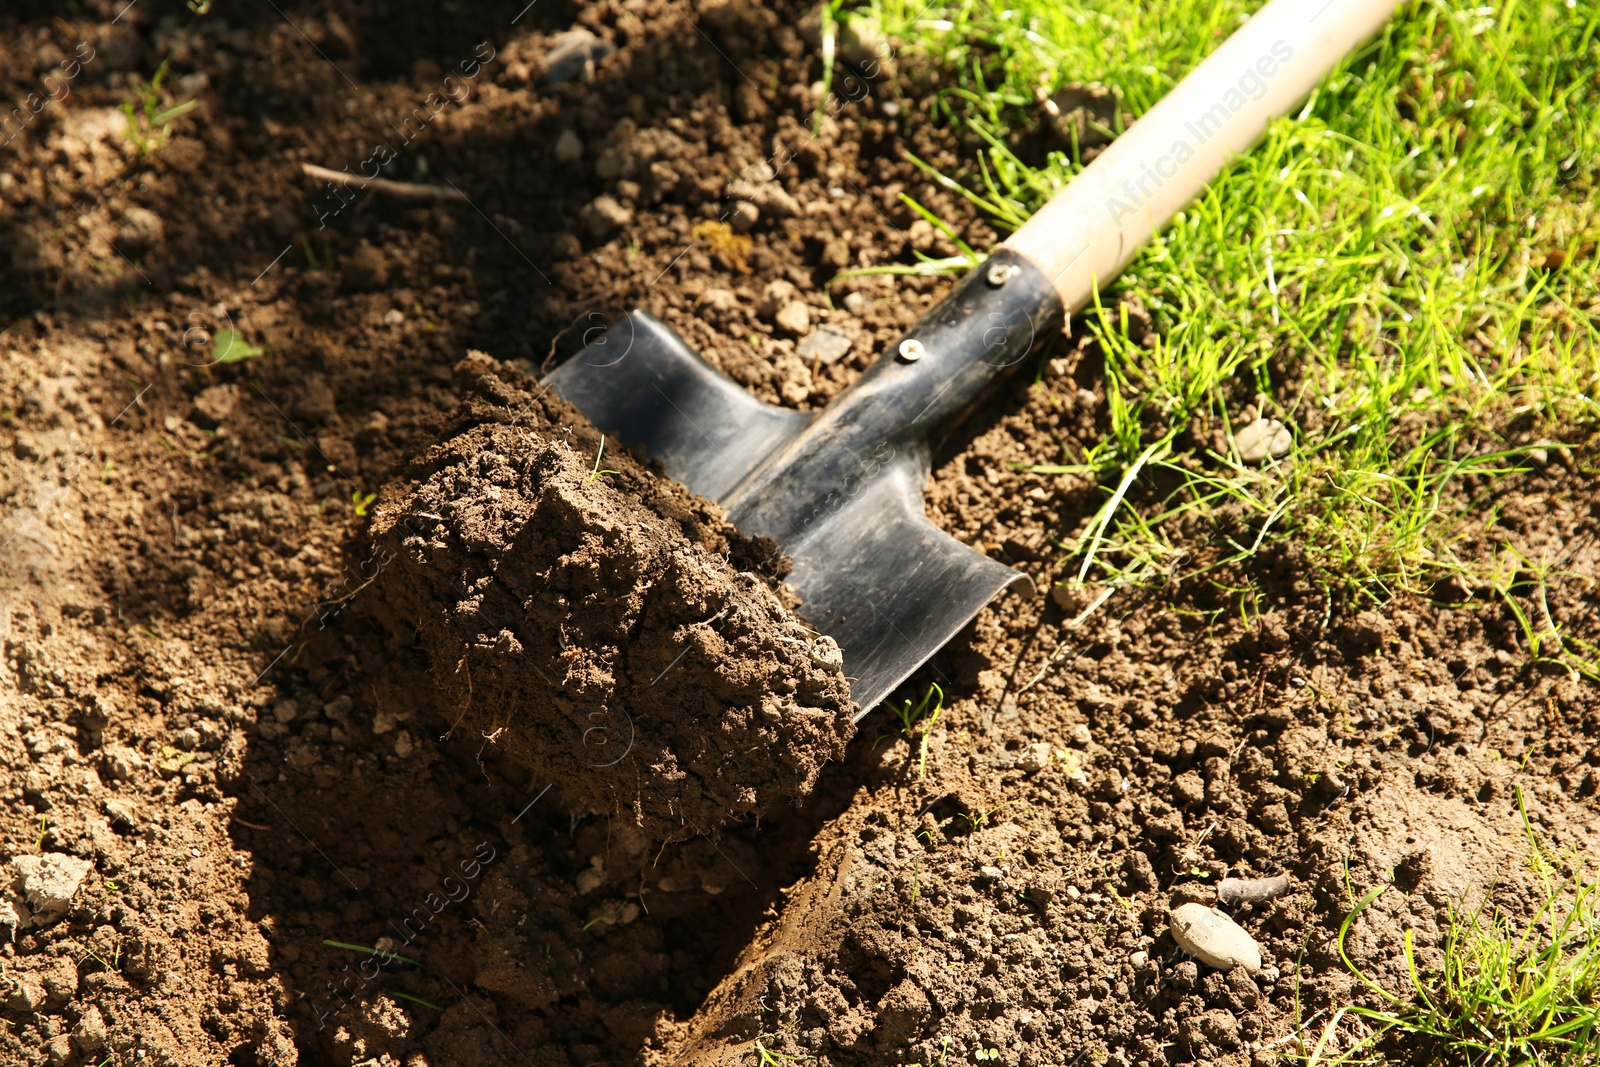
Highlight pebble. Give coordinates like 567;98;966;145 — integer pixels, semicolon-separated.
581;194;632;238
820;236;851;270
102;797;137;829
553;128;583;163
977;866;1005;883
1232;418;1291;463
809;635;844;672
1070;723;1092;747
1169;903;1262;974
1129;950;1149;969
72;1005;107;1052
758;278;798;319
543;27;614;85
729;199;760;233
191;383;239;426
798;325;854;365
774;300;811;336
11;853;92;925
117;206;165;254
1019;742;1052;774
842;291;867;314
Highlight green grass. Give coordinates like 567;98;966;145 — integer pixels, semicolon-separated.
1309;794;1600;1066
847;0;1600;651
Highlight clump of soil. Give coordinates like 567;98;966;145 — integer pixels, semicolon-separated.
366;353;855;839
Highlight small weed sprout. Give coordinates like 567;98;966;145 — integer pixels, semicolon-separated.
351;489;377;517
890;682;944;778
81;941;122;974
753;1036;806;1066
120;59;201;155
388;990;442;1011
587;435;620;484
960;799;1020;831
209;328;264;365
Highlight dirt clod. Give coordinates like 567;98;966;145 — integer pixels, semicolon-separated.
9;853;91;926
367;355;856;838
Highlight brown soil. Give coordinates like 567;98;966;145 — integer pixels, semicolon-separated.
2;3;1598;1067
365;352;855;840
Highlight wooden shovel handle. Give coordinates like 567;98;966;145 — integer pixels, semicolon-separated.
1002;0;1404;309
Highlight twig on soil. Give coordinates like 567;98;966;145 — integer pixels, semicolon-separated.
1217;872;1292;907
1016;579;1122;695
299;163;468;202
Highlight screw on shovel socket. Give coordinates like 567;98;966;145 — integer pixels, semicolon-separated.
897;338;925;362
985;262;1018;287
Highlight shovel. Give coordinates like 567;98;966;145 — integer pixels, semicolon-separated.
547;0;1402;718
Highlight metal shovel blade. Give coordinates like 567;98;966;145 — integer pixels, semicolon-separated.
544;309;1032;716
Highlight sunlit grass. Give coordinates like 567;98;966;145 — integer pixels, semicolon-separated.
853;0;1600;638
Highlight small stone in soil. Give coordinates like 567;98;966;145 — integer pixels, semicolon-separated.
774;300;810;336
72;1005;107;1052
820;236;851;270
730;199;760;233
554;129;583;163
117;206;165;253
759;279;798;318
1070;723;1092;746
1232;417;1291;463
809;636;844;672
1169;903;1262;974
582;194;632;238
0;896;28;935
102;797;137;829
543;27;614;85
797;325;854;364
1019;742;1052;773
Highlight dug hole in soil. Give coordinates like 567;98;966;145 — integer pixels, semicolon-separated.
2;3;1599;1067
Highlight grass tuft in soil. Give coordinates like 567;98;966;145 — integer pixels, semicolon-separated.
1317;792;1600;1066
